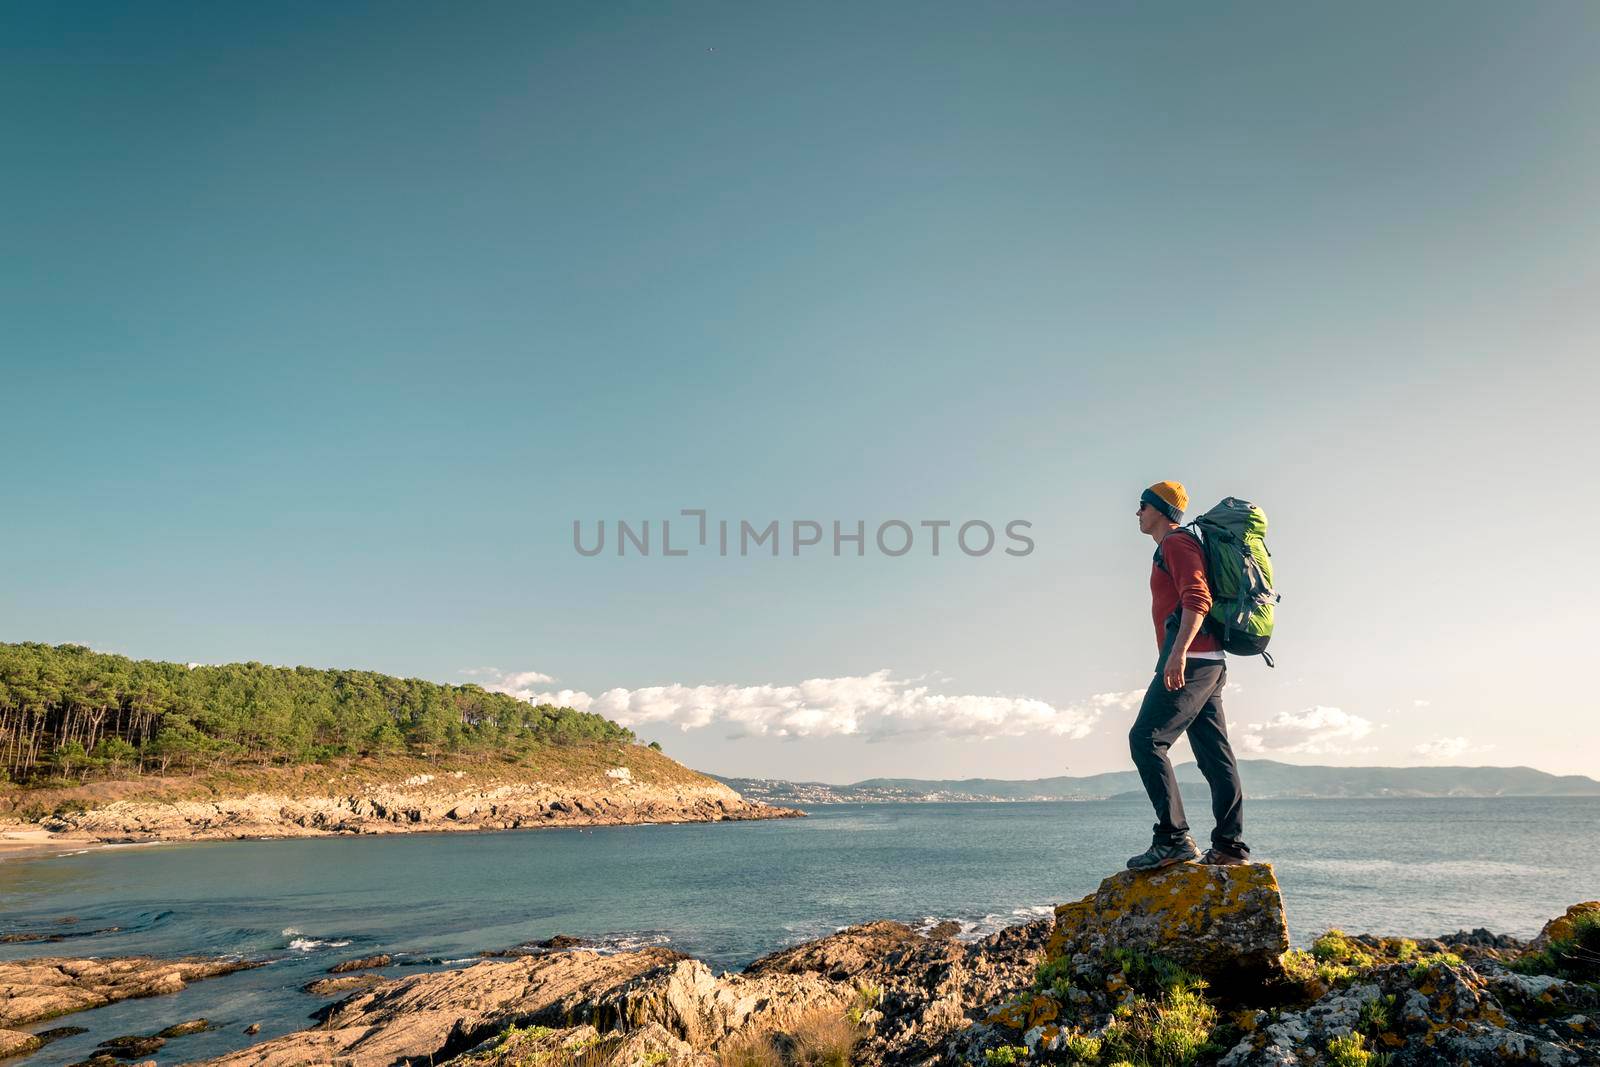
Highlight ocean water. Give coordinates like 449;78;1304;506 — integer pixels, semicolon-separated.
2;797;1596;1065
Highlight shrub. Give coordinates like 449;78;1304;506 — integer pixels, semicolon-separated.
1058;1030;1102;1063
718;1031;783;1067
847;981;884;1026
790;1008;865;1067
983;1046;1030;1065
1034;957;1076;999
1358;993;1395;1036
91;737;139;769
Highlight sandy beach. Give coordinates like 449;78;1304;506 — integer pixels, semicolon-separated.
0;825;104;863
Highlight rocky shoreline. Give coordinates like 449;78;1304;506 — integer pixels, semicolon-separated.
1;870;1594;1066
0;956;259;1061
10;772;801;849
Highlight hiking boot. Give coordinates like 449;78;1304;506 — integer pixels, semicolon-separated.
1199;848;1249;865
1126;836;1198;871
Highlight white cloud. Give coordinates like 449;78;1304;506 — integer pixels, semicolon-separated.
477;668;1134;742
501;669;557;687
1239;706;1378;755
1412;698;1432;708
1412;736;1492;761
463;667;554;685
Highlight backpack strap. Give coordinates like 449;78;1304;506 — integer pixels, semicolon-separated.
1155;527;1223;641
1151;526;1201;574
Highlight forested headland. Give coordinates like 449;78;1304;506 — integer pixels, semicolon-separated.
0;642;634;785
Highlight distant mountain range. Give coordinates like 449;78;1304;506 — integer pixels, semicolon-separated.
709;760;1600;804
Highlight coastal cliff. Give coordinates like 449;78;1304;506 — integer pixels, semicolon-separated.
1;747;800;847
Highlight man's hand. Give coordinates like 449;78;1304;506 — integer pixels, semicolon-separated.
1163;649;1187;691
1163;607;1205;690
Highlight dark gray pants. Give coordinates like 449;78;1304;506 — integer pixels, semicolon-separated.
1128;659;1249;857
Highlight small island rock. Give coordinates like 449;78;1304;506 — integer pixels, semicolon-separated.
329;953;392;974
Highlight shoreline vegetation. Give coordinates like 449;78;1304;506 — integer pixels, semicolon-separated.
0;643;800;853
1;870;1594;1066
0;642;640;783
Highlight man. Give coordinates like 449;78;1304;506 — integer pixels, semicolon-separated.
1126;480;1251;870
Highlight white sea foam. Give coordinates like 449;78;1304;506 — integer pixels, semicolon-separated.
588;932;671;953
284;929;353;951
515;932;672;956
909;906;1052;942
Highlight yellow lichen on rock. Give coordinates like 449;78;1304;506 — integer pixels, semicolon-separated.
1043;863;1289;983
1046;897;1095;958
1525;900;1599;954
984;992;1060;1031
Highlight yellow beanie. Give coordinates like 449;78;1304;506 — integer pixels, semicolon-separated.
1141;481;1188;522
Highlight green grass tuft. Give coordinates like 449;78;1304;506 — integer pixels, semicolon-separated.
1099;985;1218;1067
1311;930;1375;970
1407;951;1463;981
1326;1031;1393;1067
1034;957;1077;1000
1107;948;1205;996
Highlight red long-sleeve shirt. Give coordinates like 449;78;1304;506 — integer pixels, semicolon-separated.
1151;532;1221;654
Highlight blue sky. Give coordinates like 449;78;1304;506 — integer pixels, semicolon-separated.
5;2;1597;781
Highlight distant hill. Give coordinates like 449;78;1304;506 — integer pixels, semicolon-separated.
709;759;1600;804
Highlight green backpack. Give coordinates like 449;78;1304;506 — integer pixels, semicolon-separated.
1169;498;1279;665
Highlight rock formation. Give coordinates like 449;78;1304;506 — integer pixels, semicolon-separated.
0;1029;42;1059
327;953;392;973
1527;900;1600;955
1045;863;1289;984
34;775;799;844
0;955;256;1029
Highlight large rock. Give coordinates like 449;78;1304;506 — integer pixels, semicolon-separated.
0;1029;42;1058
1046;863;1289;983
0;956;258;1028
1526;900;1599;954
589;957;856;1049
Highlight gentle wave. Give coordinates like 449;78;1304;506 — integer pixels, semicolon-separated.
283;927;353;952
